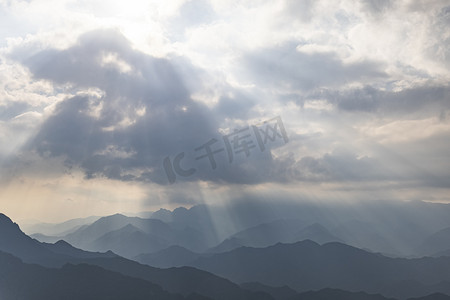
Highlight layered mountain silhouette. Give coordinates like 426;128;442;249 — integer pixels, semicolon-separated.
0;214;116;267
240;282;299;300
241;284;450;300
4;199;450;300
0;250;188;300
208;220;342;253
59;213;216;257
291;289;450;300
135;221;343;268
21;215;101;236
133;233;450;299
28;201;450;258
0;212;274;300
0;213;61;265
189;240;450;299
5;244;447;300
135;245;202;268
0;213;116;267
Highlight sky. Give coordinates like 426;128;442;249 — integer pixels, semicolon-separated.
0;0;449;223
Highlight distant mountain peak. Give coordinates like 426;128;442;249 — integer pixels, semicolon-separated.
54;240;72;246
173;207;189;213
110;213;128;218
286;239;320;247
0;213;21;231
0;213;14;224
120;223;142;232
0;213;9;219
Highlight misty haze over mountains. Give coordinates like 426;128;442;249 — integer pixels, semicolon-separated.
25;200;450;258
2;200;450;300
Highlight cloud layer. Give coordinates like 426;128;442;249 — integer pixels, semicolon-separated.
1;0;449;220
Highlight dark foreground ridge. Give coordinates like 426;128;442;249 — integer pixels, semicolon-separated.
2;211;450;300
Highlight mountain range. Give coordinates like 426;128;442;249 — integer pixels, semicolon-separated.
0;213;271;300
0;250;188;300
3;200;450;300
190;240;450;299
27;201;450;258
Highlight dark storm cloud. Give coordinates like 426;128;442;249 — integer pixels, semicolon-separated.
23;29;190;104
13;28;448;187
31;96;105;161
16;29;220;183
241;42;386;91
14;29;291;185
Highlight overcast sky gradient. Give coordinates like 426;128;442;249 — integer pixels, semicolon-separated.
1;0;449;222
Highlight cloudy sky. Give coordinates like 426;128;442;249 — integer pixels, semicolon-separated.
1;0;449;222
